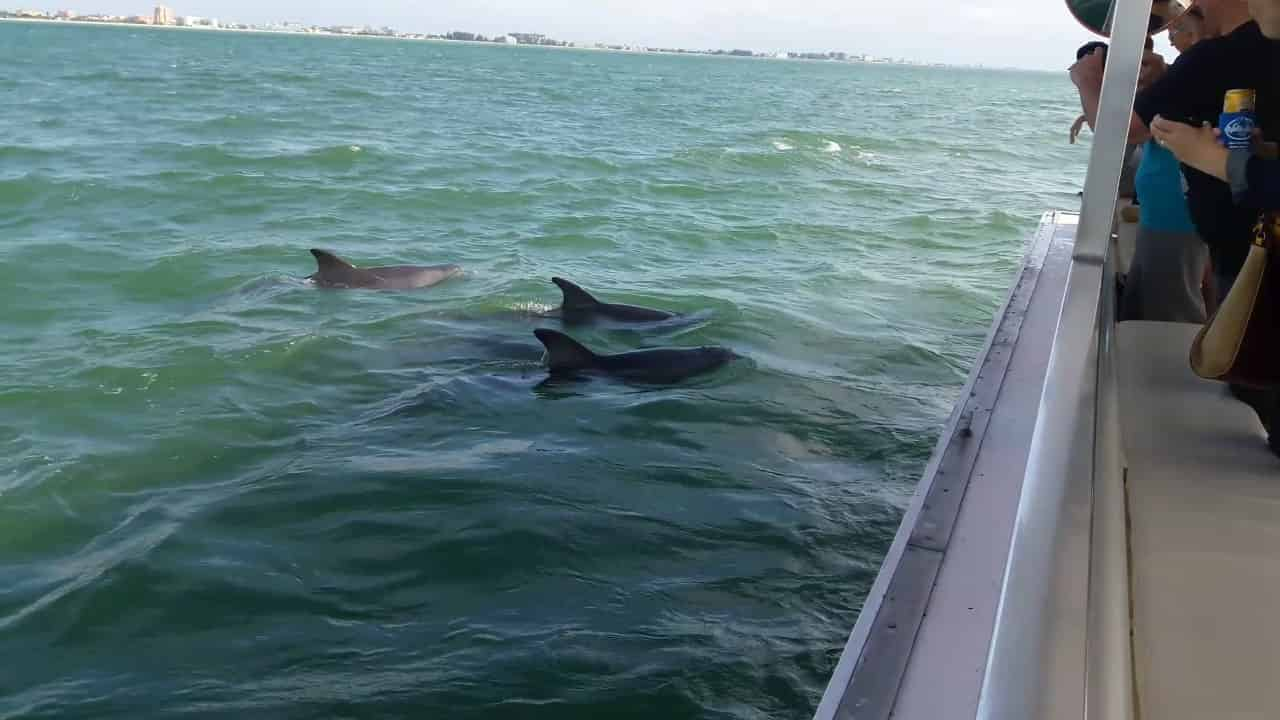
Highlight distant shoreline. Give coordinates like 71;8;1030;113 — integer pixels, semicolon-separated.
0;16;1036;71
0;17;824;59
0;16;413;39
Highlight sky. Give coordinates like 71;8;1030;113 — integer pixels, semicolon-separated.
25;0;1179;71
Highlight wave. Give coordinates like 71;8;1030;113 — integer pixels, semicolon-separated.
503;149;621;175
0;144;60;162
328;86;385;102
0;175;66;208
188;114;302;132
300;144;368;165
58;69;156;84
138;143;378;174
259;69;320;85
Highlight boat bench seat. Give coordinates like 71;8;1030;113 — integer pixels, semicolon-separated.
1117;321;1280;720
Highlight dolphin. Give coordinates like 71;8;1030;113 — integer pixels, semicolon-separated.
551;277;677;325
307;249;461;290
533;328;735;384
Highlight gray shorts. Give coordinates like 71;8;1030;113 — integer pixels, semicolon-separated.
1120;226;1210;324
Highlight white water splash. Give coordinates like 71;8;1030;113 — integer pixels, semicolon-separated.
822;141;842;153
771;140;794;151
511;301;558;316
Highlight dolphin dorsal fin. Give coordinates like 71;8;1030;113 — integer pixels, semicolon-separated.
310;249;357;272
551;277;600;311
534;329;596;372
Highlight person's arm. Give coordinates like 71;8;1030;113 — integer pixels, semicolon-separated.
1135;39;1222;147
1070;114;1089;144
1231;154;1280;207
1150;119;1280;206
1069;49;1157;144
1150;116;1228;179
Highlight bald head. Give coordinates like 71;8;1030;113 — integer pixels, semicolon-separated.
1198;0;1253;35
1249;0;1280;36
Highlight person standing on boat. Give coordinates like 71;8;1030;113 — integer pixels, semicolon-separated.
1168;5;1209;52
1070;37;1209;322
1150;0;1280;209
1072;0;1280;453
1071;0;1266;298
1070;41;1151;203
1147;21;1280;459
1070;41;1110;144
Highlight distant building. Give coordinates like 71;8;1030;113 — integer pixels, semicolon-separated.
499;34;517;45
56;9;76;18
178;15;200;26
153;5;174;25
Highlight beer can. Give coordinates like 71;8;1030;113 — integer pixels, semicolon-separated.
1220;89;1258;150
1223;89;1257;114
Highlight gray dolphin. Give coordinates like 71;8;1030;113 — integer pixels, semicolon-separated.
307;249;461;290
533;329;735;384
551;277;677;324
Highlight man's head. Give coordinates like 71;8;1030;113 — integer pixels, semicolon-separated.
1248;0;1280;36
1168;6;1206;51
1150;0;1190;32
1197;0;1253;36
1076;40;1108;60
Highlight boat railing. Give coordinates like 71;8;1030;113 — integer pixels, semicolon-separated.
974;1;1152;718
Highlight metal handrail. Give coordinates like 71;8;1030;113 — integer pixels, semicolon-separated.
1087;240;1134;720
975;0;1151;717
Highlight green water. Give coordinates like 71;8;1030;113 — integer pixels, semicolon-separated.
1;21;1087;719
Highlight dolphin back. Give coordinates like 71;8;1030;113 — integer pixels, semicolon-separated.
534;329;597;373
310;249;357;273
600;346;735;383
552;277;600;311
308;249;460;289
552;277;676;324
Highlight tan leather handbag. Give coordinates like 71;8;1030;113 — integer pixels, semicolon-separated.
1190;213;1280;387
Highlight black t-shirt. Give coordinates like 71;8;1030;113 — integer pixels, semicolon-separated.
1134;21;1279;277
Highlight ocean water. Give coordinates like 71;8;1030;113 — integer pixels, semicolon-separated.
0;21;1088;719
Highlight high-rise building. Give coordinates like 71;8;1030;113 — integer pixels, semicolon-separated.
153;5;174;25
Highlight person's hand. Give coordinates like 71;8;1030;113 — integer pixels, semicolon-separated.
1069;49;1105;91
1208;126;1280;159
1151;115;1229;181
1138;50;1166;91
1151;115;1218;161
1251;129;1280;160
1070;114;1089;144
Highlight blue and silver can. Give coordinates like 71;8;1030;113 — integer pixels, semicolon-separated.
1220;89;1257;150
